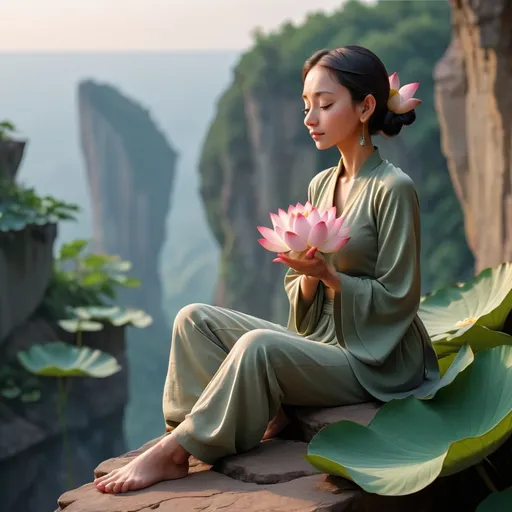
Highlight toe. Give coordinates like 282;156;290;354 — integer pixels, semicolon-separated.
104;481;116;494
112;480;125;494
120;479;134;493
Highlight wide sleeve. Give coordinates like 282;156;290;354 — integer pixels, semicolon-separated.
333;175;421;366
283;180;325;336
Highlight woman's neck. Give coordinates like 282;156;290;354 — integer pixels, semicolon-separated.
337;139;375;180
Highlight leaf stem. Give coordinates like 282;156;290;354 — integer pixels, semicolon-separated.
476;463;499;493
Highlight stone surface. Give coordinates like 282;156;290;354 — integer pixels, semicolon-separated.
213;439;321;484
290;402;381;442
434;0;512;271
0;139;26;181
58;472;359;512
0;223;56;345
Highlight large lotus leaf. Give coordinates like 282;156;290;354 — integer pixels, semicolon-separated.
69;305;152;328
391;343;474;399
418;262;512;358
17;341;121;378
305;345;512;496
476;487;512;511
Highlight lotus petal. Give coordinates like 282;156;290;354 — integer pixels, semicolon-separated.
308;221;328;247
306;345;512;496
269;212;283;230
284;231;308;252
257;226;287;247
418;262;512;358
398;82;419;101
17;341;121;378
277;208;290;229
258;238;289;253
319;235;350;253
292;214;312;242
389;72;400;91
395;98;422;114
307;208;321;226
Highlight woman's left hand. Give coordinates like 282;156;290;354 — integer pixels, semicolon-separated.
273;249;335;280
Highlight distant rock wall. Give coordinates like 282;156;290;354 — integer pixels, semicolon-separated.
78;80;177;329
434;0;512;271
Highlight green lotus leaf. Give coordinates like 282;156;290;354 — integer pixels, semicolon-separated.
16;341;121;378
391;343;474;399
58;319;104;333
476;487;512;511
67;306;153;328
305;345;512;496
418;262;512;358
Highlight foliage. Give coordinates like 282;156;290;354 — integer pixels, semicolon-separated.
0;119;16;141
0;363;41;403
42;238;141;319
476;486;512;511
306;344;512;496
0;180;79;232
17;341;121;378
419;262;512;359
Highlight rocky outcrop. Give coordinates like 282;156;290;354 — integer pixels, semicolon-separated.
0;141;129;512
57;401;501;512
0;224;55;345
0;139;26;181
78;81;178;447
434;0;512;271
78;80;176;333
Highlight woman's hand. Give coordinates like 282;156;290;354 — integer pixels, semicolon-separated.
273;248;334;281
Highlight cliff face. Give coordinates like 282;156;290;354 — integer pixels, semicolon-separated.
434;0;512;272
77;81;177;447
78;81;176;325
0;144;127;512
199;1;473;323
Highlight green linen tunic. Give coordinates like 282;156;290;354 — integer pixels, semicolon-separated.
284;147;440;402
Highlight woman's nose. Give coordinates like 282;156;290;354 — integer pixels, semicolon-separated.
304;112;318;128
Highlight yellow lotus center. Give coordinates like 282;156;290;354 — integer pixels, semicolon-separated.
389;89;399;99
455;317;477;328
292;211;309;217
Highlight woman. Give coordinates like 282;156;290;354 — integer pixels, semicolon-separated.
95;45;440;494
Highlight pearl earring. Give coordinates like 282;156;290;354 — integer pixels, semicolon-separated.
359;123;366;146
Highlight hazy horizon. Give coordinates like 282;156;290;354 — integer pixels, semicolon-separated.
1;0;375;52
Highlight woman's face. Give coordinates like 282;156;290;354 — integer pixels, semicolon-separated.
302;65;362;151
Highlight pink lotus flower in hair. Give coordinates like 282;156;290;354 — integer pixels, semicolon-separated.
387;72;422;114
257;201;351;258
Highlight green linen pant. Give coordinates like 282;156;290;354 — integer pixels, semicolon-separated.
162;299;371;464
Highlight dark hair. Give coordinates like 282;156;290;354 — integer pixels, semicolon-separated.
302;45;416;137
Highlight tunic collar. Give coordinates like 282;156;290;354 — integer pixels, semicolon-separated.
331;146;384;216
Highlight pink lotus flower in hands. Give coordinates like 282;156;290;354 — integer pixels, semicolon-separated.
387;72;422;114
257;201;351;258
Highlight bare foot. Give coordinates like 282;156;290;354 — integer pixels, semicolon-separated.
262;407;290;440
94;434;190;494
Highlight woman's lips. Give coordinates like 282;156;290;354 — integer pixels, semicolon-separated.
310;132;324;141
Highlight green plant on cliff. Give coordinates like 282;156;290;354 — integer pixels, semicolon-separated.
0;179;79;232
0;119;16;141
42;238;142;319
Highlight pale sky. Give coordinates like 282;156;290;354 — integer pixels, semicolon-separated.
0;0;377;52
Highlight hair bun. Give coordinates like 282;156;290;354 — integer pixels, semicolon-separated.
379;110;416;137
